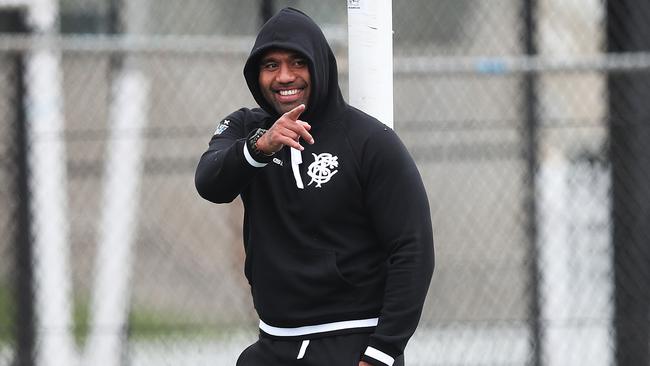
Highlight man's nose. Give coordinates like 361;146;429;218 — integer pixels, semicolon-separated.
277;63;296;83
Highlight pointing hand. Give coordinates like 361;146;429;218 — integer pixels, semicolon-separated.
256;104;314;154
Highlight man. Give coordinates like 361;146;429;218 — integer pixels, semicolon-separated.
195;7;434;366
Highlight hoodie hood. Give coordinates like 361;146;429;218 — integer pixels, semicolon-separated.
244;7;346;124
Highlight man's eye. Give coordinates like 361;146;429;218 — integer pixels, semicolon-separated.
293;59;307;67
262;62;278;70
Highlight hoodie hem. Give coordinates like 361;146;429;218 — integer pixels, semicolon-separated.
259;317;378;338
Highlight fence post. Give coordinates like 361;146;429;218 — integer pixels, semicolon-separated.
521;1;542;365
83;0;151;365
347;0;394;128
607;1;650;365
1;8;34;366
259;0;274;25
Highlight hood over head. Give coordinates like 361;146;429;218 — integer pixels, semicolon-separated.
244;7;346;124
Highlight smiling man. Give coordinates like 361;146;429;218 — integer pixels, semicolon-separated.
195;7;434;366
258;49;311;114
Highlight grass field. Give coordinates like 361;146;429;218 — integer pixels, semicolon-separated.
0;284;230;346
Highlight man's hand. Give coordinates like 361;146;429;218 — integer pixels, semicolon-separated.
359;361;373;366
256;104;314;154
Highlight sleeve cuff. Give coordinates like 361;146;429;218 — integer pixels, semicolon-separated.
361;346;395;366
243;142;268;168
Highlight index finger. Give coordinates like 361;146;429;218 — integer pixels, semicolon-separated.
284;104;306;121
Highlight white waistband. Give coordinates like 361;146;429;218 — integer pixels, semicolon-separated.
259;317;379;337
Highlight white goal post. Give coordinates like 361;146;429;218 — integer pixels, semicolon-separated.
347;0;394;128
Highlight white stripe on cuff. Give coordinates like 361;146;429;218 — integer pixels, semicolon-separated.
364;346;395;366
259;317;378;337
243;143;268;168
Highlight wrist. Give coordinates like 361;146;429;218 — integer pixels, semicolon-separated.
246;128;274;164
254;132;274;156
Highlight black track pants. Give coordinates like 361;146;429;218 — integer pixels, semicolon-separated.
236;333;405;366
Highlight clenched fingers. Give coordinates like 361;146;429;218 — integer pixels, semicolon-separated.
267;120;313;151
282;104;313;144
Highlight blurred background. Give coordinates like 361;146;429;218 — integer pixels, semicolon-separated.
1;0;649;365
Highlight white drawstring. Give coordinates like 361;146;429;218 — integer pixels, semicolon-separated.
297;339;310;359
291;147;304;189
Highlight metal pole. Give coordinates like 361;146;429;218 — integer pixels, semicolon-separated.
607;1;650;365
13;56;35;366
522;1;542;365
1;7;34;366
260;0;274;25
107;0;123;71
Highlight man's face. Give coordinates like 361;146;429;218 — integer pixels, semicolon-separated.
258;49;311;115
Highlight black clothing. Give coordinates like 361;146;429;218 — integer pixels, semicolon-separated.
236;333;405;366
195;7;434;366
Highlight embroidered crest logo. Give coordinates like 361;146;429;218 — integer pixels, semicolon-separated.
307;153;339;188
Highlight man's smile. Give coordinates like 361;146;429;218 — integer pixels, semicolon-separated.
278;89;300;96
273;86;307;104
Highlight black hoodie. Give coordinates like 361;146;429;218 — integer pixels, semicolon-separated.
195;8;434;366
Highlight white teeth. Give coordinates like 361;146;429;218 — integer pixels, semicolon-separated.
279;89;299;96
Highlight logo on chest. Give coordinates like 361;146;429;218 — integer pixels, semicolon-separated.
307;152;339;188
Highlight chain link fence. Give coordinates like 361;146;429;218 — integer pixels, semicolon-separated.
1;0;649;365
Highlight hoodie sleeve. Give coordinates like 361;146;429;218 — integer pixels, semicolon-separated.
195;109;268;203
360;127;435;366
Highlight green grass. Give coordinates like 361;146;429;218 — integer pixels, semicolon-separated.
72;295;90;345
0;285;240;346
0;286;91;346
128;308;251;340
0;284;13;344
75;298;224;343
